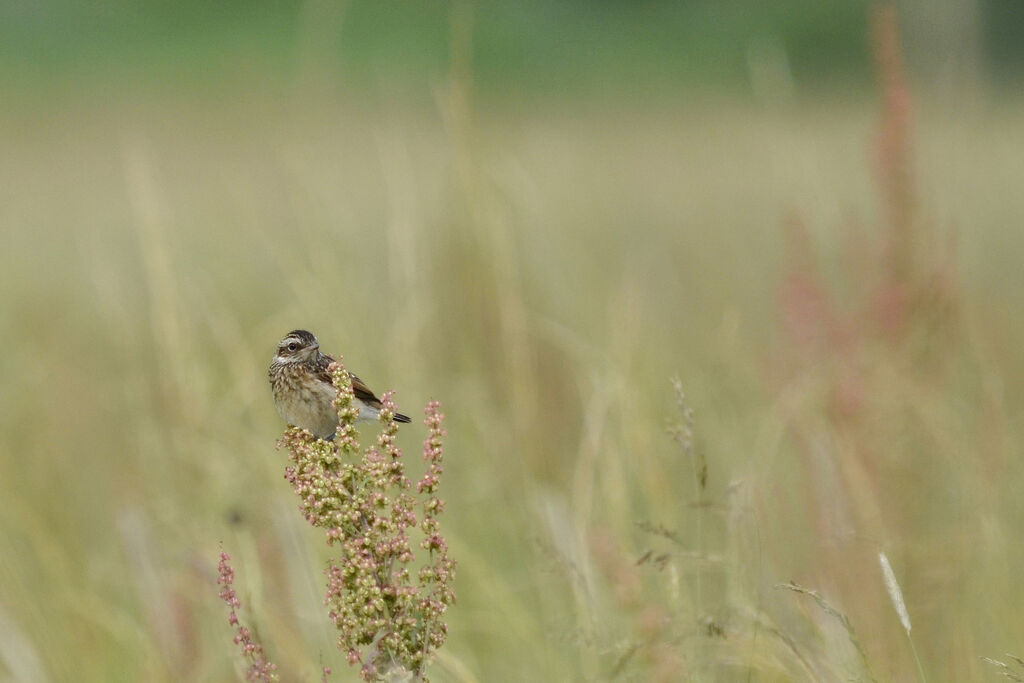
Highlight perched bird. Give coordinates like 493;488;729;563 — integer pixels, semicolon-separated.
269;329;410;440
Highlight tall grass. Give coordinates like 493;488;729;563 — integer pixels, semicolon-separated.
1;7;1023;681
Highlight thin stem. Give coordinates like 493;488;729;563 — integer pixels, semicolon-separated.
908;633;927;683
417;547;434;678
774;581;879;683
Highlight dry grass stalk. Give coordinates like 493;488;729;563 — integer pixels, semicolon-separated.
774;581;878;683
878;552;911;633
983;655;1024;681
877;553;926;683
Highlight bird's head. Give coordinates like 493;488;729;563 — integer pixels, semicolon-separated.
275;329;320;364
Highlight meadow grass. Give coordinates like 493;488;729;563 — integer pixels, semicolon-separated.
1;56;1024;681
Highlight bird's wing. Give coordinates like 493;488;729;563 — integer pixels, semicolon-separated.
348;372;383;410
317;353;382;409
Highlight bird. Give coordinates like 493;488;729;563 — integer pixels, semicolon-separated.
269;329;410;440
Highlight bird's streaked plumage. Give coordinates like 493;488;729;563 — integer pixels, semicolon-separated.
269;329;410;440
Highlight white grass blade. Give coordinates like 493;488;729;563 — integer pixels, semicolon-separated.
879;552;912;633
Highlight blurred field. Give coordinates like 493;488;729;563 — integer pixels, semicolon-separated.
3;3;1024;682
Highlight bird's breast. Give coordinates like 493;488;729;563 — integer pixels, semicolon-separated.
271;364;339;439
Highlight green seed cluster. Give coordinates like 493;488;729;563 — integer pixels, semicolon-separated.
278;360;455;681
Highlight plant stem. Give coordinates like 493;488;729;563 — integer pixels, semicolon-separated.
908;633;927;683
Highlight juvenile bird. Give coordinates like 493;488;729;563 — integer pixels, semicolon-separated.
269;329;410;440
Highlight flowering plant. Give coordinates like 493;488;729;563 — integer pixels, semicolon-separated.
221;359;455;682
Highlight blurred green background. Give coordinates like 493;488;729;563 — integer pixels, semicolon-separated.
2;1;1023;681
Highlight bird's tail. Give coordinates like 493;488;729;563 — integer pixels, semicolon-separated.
394;412;412;424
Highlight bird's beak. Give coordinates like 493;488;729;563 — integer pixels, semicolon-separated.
311;343;319;352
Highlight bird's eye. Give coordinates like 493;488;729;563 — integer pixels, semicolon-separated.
287;342;299;352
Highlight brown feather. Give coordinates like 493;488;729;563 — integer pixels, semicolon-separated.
307;349;410;423
315;352;383;409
